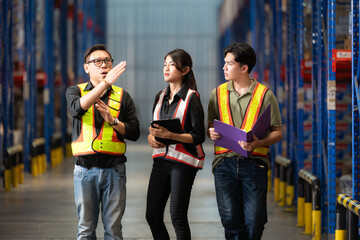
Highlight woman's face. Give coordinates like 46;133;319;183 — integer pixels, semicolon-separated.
163;55;183;84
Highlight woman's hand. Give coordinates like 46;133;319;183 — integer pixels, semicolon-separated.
95;99;114;124
208;127;221;141
149;124;172;139
105;61;127;85
147;133;165;148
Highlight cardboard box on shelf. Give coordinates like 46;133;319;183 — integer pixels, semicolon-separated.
336;3;351;48
341;160;352;175
344;38;352;50
304;51;311;61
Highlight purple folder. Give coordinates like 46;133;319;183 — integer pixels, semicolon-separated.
214;104;271;157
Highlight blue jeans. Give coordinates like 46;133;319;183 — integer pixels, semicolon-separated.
74;164;126;240
214;156;268;240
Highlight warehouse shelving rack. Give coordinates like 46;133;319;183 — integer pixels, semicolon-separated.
0;0;106;189
217;0;355;236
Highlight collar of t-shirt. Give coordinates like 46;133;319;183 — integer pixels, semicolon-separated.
227;78;257;95
163;84;188;101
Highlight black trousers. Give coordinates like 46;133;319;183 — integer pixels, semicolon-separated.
146;158;198;240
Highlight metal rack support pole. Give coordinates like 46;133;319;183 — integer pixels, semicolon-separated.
327;0;337;234
351;0;360;200
44;0;55;164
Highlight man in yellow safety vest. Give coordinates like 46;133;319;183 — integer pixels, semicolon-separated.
66;44;140;240
207;42;283;240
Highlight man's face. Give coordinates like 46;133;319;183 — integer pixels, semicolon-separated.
83;50;113;85
223;53;245;81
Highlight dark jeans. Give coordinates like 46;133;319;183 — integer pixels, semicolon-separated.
214;156;268;240
146;158;198;240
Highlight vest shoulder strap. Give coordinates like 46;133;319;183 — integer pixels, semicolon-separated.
77;83;88;94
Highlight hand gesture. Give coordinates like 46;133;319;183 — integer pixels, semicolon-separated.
95;99;114;124
105;61;127;85
209;127;221;141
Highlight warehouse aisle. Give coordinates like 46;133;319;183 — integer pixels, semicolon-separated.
0;138;311;240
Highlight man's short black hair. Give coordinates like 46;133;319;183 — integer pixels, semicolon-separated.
84;44;112;63
223;42;256;73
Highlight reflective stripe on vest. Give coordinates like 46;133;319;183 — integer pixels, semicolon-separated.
152;88;205;168
71;83;126;156
214;82;269;157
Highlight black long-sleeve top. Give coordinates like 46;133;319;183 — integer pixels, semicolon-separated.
152;85;205;158
66;81;140;168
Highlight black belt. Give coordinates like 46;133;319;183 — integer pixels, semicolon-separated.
75;154;125;169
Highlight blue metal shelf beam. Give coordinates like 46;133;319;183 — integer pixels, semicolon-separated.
88;0;95;46
352;0;360;200
295;0;305;201
0;0;5;172
60;0;68;151
1;0;14;158
95;0;106;44
73;0;79;85
289;0;297;164
44;0;55;164
81;0;88;81
311;0;321;178
274;0;283;157
250;0;256;55
268;0;279;165
296;0;305;180
257;0;265;84
327;0;336;234
284;0;296;160
23;0;37;172
314;0;328;233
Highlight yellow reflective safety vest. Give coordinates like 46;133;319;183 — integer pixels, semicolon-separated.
71;83;126;156
214;81;269;157
152;88;205;169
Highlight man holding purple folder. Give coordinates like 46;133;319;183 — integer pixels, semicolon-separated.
207;42;282;240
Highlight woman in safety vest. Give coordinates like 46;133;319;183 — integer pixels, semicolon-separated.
146;49;205;240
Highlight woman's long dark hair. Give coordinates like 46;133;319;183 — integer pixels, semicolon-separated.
165;49;197;91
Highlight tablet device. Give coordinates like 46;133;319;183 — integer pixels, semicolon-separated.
151;118;182;145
